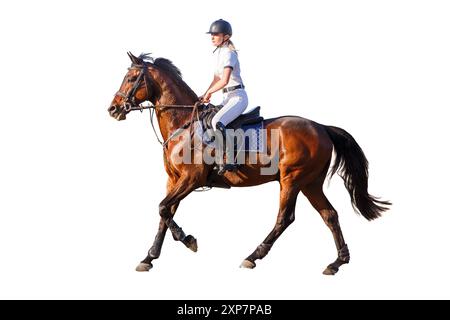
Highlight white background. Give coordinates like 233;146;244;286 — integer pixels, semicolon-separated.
0;0;449;299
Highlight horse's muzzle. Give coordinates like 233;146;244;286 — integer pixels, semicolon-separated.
108;105;126;121
108;105;118;114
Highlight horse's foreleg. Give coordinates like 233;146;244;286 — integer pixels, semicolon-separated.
157;175;199;252
136;202;179;272
241;176;301;269
136;175;199;272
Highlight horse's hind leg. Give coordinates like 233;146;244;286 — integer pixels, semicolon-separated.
241;175;301;269
302;183;350;275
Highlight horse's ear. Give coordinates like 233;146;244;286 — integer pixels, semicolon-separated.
127;51;140;65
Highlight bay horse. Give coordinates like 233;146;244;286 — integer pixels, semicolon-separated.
108;52;390;275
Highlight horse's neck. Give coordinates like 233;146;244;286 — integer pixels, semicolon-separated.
156;106;193;143
154;82;197;143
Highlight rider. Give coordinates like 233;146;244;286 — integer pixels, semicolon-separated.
200;19;248;175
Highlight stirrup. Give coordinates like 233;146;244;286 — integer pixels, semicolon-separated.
204;134;216;144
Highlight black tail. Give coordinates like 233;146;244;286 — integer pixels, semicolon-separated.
325;126;391;220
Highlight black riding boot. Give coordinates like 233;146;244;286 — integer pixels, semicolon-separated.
215;122;238;175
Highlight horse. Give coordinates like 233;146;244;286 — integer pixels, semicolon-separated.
108;52;391;275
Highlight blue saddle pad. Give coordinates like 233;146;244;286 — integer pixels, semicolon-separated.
202;120;266;153
238;121;266;152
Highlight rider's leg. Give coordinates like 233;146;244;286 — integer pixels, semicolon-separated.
210;91;248;174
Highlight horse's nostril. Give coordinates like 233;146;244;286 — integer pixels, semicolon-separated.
108;105;118;114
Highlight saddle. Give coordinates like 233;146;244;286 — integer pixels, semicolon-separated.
200;104;263;131
195;104;266;189
163;104;263;149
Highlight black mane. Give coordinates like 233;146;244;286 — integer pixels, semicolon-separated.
136;53;197;100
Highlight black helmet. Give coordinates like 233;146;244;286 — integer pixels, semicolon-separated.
207;19;232;36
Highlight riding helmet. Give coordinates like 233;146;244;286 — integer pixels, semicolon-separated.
207;19;232;36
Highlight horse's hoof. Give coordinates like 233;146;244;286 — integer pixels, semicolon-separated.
135;262;153;272
183;235;198;252
322;266;338;276
240;260;256;269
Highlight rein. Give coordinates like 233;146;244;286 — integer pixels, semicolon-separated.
118;64;202;147
127;104;196;111
129;103;201;147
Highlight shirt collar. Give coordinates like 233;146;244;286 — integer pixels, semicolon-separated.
213;44;227;54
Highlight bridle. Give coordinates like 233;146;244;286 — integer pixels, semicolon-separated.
114;63;202;146
115;64;153;113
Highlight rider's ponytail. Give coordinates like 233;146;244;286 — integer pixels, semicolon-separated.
226;40;237;53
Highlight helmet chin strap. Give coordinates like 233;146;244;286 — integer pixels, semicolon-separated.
213;37;230;53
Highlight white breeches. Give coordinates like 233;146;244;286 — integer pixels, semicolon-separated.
211;89;248;129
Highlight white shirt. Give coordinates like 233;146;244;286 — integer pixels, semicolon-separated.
213;45;244;89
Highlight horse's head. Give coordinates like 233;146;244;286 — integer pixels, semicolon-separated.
108;52;154;121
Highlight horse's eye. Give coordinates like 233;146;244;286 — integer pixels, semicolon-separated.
128;77;137;83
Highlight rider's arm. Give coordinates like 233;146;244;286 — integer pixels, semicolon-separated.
206;75;221;91
200;75;220;101
206;67;232;94
201;67;232;102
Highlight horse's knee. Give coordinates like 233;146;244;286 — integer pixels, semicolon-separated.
274;214;294;233
159;204;169;219
277;208;295;227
